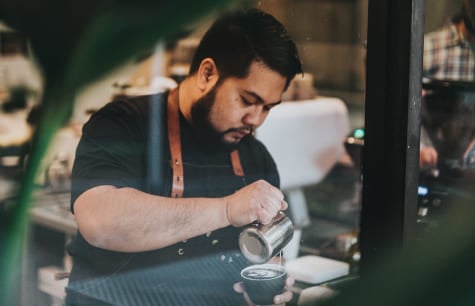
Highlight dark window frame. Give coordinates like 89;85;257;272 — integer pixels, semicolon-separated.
360;0;425;271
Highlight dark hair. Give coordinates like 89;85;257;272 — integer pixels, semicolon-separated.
189;8;303;89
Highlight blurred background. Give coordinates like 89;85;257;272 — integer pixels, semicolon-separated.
0;0;472;305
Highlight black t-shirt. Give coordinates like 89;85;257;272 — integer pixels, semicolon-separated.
67;93;279;285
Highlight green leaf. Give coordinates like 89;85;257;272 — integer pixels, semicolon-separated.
0;0;238;304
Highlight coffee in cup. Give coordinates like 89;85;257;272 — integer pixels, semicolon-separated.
240;263;286;305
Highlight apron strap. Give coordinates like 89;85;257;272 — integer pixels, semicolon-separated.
167;87;245;198
167;88;185;198
231;149;244;177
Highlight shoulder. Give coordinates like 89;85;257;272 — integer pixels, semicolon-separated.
92;93;167;120
82;93;168;135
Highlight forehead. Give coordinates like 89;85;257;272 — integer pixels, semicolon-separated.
231;61;287;103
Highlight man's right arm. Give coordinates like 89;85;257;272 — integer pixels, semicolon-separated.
74;179;287;253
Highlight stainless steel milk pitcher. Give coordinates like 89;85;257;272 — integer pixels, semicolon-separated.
239;212;294;264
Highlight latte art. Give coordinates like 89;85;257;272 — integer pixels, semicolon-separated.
240;263;287;305
242;267;283;280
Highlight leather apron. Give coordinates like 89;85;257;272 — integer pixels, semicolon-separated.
166;87;245;198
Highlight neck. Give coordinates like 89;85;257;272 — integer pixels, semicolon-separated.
177;78;195;123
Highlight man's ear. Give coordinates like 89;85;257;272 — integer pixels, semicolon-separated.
197;58;219;91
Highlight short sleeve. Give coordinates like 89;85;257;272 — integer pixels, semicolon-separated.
70;99;148;212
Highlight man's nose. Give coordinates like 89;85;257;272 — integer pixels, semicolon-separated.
243;106;264;127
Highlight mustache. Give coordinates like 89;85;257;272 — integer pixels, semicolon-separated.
225;126;254;135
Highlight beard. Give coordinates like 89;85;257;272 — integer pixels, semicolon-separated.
190;80;241;151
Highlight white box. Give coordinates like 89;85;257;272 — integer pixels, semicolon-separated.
285;255;349;284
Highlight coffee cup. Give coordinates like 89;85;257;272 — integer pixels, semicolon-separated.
240;263;287;305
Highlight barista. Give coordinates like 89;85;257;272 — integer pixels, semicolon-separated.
66;8;303;305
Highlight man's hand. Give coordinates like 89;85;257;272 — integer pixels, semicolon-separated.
225;180;288;227
420;146;438;169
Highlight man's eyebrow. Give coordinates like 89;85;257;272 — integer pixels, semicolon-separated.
243;90;282;106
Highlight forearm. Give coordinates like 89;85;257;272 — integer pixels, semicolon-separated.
74;185;230;252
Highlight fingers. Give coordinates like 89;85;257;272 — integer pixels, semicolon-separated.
273;277;295;304
233;282;255;306
419;147;438;168
256;202;283;225
254;181;286;224
233;282;244;294
257;199;281;225
227;180;288;227
285;276;295;287
260;199;288;224
273;289;293;305
280;200;288;211
256;207;275;225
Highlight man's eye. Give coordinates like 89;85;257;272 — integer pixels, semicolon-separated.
241;96;254;105
263;105;273;111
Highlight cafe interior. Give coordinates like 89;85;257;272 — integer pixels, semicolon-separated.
1;0;474;305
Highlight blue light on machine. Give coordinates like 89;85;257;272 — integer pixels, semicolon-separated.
353;128;365;139
418;186;428;196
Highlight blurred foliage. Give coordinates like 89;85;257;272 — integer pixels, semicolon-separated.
0;0;237;304
1;87;30;112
